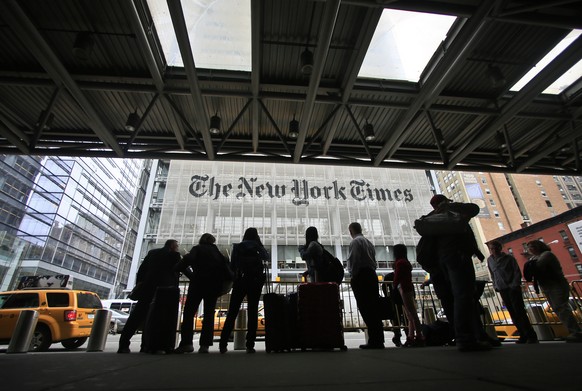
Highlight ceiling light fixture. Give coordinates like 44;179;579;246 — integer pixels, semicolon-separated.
124;111;140;132
487;64;506;89
289;117;299;139
73;32;94;62
495;131;507;148
363;122;375;141
36;110;55;131
300;48;314;76
209;114;221;135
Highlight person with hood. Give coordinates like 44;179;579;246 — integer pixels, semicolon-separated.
219;227;269;353
174;233;232;354
487;240;538;344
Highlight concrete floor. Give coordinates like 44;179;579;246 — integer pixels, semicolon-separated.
1;333;580;391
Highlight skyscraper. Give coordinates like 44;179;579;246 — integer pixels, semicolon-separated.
0;155;145;298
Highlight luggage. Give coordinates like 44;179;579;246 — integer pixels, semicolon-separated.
297;282;347;351
422;320;454;346
141;286;180;354
264;292;299;352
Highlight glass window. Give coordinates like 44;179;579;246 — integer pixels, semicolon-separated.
47;292;70;307
76;292;102;309
0;293;39;308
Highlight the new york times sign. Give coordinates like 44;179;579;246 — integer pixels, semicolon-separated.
189;175;413;206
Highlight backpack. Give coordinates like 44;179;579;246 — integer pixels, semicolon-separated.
318;247;345;285
416;236;437;272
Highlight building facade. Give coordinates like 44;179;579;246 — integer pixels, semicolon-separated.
128;160;436;287
0;155;145;298
495;206;582;281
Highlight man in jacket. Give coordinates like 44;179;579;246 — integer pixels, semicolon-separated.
487;240;538;344
118;239;181;354
347;222;384;349
427;195;491;352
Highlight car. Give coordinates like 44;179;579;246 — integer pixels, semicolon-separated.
108;308;130;334
193;308;266;336
101;299;137;314
492;299;582;341
0;288;102;351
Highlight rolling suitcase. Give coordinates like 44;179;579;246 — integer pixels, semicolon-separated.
297;282;346;351
141;286;180;354
264;292;299;352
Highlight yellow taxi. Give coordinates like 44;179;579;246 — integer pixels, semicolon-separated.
0;288;102;351
194;308;266;336
492;299;582;341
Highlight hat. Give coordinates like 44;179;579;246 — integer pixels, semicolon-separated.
430;194;450;209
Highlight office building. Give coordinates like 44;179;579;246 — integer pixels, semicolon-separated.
128;160;435;287
0;155;145;298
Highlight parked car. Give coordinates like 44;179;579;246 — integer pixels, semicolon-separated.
492;299;582;341
101;299;137;314
193;308;266;336
108;308;130;334
0;288;102;351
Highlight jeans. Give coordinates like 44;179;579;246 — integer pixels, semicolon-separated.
180;285;218;347
499;288;537;340
351;268;384;345
219;275;265;349
542;282;581;334
431;251;477;345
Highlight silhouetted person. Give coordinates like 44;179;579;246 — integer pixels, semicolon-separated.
117;239;180;354
219;228;269;353
347;222;384;349
175;233;231;354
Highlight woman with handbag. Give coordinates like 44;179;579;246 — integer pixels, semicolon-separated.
393;244;425;347
174;233;232;353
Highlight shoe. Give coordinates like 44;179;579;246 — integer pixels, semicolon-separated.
403;337;415;348
392;336;402;347
174;344;194;354
198;345;209;354
359;343;384;350
219;345;228;354
246;347;256;354
485;338;502;347
413;337;426;347
117;347;131;354
565;333;582;343
526;338;539;344
458;341;492;352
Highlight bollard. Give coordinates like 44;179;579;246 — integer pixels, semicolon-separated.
233;308;247;350
7;310;39;354
423;307;436;325
86;309;112;352
527;305;554;341
482;307;498;341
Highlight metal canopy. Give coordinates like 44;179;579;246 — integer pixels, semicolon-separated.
0;0;581;175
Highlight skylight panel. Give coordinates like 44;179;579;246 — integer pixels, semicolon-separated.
147;0;252;71
510;30;582;95
358;9;456;82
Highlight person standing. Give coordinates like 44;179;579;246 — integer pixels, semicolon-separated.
219;227;269;353
526;240;582;343
393;244;425;347
298;226;324;282
117;239;181;354
426;194;490;352
486;240;538;344
174;233;232;354
347;222;384;349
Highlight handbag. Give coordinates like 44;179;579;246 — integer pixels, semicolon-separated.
378;292;394;320
218;261;235;296
414;210;467;236
127;282;145;301
416;236;438;272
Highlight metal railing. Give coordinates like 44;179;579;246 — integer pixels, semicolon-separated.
175;279;582;340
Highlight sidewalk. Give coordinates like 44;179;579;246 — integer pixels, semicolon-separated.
0;339;579;391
